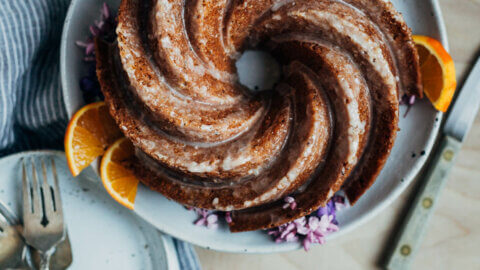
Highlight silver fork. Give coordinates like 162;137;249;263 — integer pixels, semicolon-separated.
22;158;65;270
0;209;26;269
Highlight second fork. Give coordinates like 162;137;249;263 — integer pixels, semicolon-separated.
22;158;66;270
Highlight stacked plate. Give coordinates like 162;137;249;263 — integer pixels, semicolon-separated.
0;151;179;269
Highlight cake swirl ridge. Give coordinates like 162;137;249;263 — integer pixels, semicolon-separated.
96;0;422;232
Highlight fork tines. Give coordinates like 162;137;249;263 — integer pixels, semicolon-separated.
22;157;65;252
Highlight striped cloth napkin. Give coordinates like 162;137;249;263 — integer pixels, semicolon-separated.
0;1;200;269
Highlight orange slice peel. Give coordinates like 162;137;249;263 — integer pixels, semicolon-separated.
413;35;456;112
65;101;123;176
100;137;139;210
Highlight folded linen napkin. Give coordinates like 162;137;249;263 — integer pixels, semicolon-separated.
0;1;200;269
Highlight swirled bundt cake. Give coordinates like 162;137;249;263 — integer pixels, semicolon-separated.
95;0;422;232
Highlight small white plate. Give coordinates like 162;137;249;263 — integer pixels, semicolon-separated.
0;151;179;269
60;0;448;253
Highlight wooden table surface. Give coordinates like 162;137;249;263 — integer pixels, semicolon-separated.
195;1;480;269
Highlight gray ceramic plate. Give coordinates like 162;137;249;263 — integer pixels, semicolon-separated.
0;151;179;269
60;0;448;253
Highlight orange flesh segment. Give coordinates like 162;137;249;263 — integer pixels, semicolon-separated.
413;35;456;112
65;102;123;176
100;137;139;209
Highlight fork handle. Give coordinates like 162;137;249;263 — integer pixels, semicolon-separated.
39;249;54;270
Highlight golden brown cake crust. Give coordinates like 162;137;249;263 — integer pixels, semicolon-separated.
96;0;422;232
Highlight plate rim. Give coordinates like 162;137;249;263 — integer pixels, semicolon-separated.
0;150;180;269
59;0;447;253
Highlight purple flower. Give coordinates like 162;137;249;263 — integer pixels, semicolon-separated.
193;208;219;229
84;56;96;62
75;3;116;57
85;43;95;55
80;77;97;92
75;2;117;103
333;196;347;211
409;95;416;105
268;195;348;251
400;94;417;117
75;41;89;47
102;2;110;20
267;214;339;251
225;212;232;223
89;25;101;36
300;215;339;251
293;217;308;235
317;205;328;217
282;196;297;210
187;196;347;250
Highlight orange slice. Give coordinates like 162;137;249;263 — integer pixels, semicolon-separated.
65;101;123;176
413;35;456;112
100;137;139;209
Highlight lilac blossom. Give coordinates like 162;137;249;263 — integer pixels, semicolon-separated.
268;195;346;251
225;212;232;223
400;94;417;117
268;214;340;251
193;208;219;229
189;195;347;251
282;196;297;210
75;3;115;61
75;3;116;103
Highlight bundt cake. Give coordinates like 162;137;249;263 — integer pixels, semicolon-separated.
95;0;422;232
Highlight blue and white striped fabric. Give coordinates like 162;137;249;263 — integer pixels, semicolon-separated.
0;1;201;269
0;0;68;154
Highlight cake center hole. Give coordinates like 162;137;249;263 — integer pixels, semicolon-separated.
236;50;281;92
